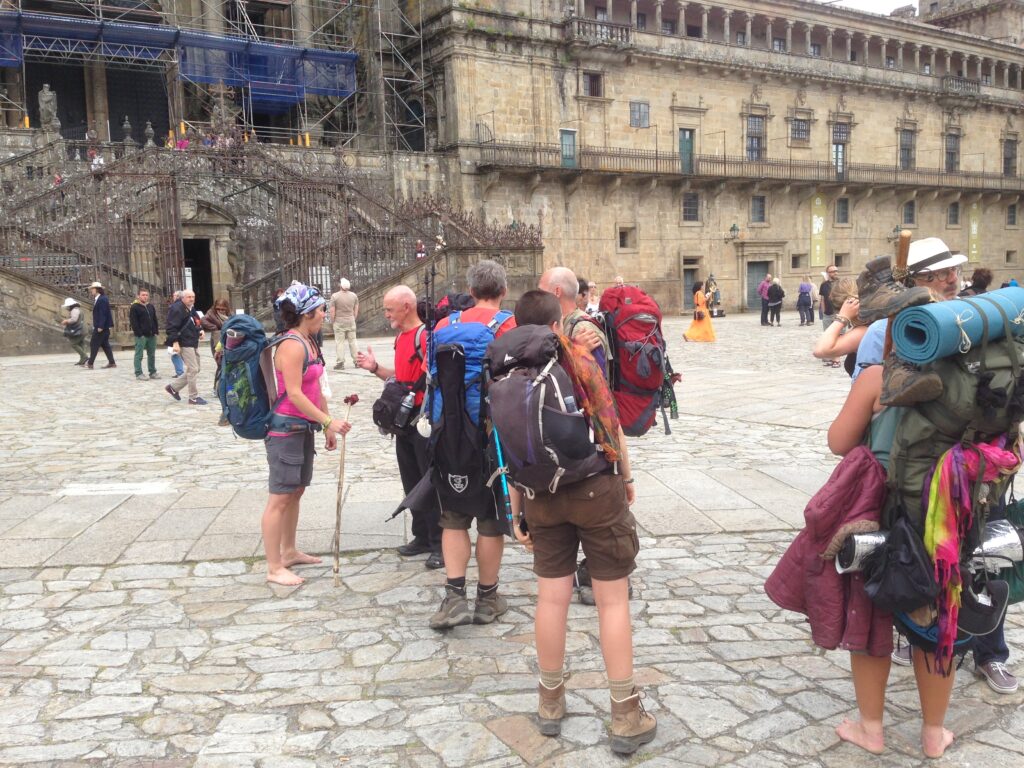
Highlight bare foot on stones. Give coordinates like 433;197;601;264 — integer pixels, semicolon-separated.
282;550;322;567
836;719;885;754
266;567;305;586
922;726;954;759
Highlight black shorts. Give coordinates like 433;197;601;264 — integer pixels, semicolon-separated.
266;430;315;494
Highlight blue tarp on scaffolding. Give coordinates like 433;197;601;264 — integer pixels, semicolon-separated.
0;11;357;103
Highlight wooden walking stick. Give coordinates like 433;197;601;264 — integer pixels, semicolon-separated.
333;393;359;587
884;230;913;357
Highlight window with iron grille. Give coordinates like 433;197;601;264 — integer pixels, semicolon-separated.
1004;139;1018;177
903;200;916;225
1009;203;1018;227
945;133;960;172
629;102;650;129
948;202;960;226
835;197;850;224
746;115;765;160
751;195;767;223
583;72;603;98
832;123;850;143
682;192;700;222
790;119;810;142
773;37;786;52
661;20;676;35
899;129;916;170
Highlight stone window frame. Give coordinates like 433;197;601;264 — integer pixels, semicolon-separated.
1007;202;1018;229
629;101;651;129
1001;130;1019;178
947;201;961;228
617;224;638;252
902;199;917;227
835;196;851;228
791;252;809;271
582;71;604;98
1007;249;1018;265
786;106;815;149
741;102;773;162
897;119;918;171
681;191;701;225
944;127;962;173
750;194;769;226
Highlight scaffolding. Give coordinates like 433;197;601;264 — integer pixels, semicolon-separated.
0;0;429;151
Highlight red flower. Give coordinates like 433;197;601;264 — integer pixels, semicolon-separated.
343;394;359;406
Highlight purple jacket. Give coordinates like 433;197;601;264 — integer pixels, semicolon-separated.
764;446;893;656
758;279;771;300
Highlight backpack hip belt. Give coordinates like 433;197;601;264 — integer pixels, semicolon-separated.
267;413;322;434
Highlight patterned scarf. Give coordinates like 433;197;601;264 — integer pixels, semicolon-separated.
555;334;621;462
923;438;1019;670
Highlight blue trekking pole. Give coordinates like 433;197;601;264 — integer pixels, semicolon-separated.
491;424;516;532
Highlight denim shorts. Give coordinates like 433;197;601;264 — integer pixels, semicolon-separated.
266;430;315;494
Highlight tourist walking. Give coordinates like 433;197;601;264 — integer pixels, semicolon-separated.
60;297;87;365
767;278;785;326
683;281;716;342
164;290;206;405
797;275;815;325
129;288;159;380
85;281;116;369
758;273;772;326
329;278;359;370
262;283;351;586
201;298;231;357
357;285;442;569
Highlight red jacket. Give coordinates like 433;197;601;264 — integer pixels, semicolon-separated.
764;445;893;656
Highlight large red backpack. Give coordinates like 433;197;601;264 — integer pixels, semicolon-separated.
599;285;669;436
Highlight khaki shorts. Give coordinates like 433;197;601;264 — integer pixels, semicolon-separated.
524;473;639;581
438;488;507;537
266;430;315;494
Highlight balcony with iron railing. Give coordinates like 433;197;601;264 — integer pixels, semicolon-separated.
476;141;1024;193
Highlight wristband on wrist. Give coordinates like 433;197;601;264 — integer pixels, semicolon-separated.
834;315;852;328
322;417;332;431
371;361;379;374
624;477;635;484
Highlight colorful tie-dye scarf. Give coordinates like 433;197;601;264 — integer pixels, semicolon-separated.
555;334;621;462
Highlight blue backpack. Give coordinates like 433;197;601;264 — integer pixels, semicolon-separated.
428;309;513;426
217;315;314;439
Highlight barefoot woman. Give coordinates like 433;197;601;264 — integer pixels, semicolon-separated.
828;364;956;758
263;284;351;586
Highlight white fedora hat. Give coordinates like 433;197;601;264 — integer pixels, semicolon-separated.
907;237;968;274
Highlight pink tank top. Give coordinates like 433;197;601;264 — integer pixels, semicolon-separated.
273;333;325;421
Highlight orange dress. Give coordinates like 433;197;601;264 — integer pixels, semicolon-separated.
684;291;716;342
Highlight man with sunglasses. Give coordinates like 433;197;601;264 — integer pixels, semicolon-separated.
852;237;1018;694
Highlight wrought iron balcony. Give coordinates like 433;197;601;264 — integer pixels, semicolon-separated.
941;75;981;95
476;142;1024;193
564;18;632;46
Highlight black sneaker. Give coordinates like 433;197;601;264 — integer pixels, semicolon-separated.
425;551;444;570
189;397;209;406
397;538;431;557
165;384;181;401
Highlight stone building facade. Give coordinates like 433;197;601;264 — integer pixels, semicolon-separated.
427;0;1024;312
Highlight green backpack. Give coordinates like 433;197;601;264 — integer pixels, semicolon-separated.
885;302;1024;531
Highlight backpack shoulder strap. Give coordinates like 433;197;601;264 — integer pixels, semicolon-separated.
413;324;426;363
487;309;514;332
448;311;461;326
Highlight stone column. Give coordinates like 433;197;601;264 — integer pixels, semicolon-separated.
804;24;812;55
723;11;731;43
293;0;314;45
576;0;585;17
2;68;23;129
1004;61;1011;88
945;51;952;74
630;0;637;28
930;49;936;73
90;61;110;142
846;32;853;62
701;5;709;39
766;20;773;49
977;56;985;80
745;13;752;46
862;36;870;67
896;41;904;69
913;44;920;71
826;28;833;59
655;0;663;33
786;21;793;53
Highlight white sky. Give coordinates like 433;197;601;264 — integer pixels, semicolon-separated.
827;0;914;15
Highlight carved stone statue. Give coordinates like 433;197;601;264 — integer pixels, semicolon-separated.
38;84;57;130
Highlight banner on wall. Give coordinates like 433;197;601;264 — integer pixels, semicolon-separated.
810;195;828;267
968;201;981;262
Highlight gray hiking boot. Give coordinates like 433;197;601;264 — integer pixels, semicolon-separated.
473;589;508;624
857;256;933;325
609;688;657;755
880;353;944;407
429;591;472;630
537;682;566;736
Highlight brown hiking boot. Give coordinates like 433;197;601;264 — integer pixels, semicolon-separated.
880;353;944;407
609;688;657;755
857;256;932;325
537;682;566;736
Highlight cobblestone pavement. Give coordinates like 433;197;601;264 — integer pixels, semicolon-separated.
0;314;1021;766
